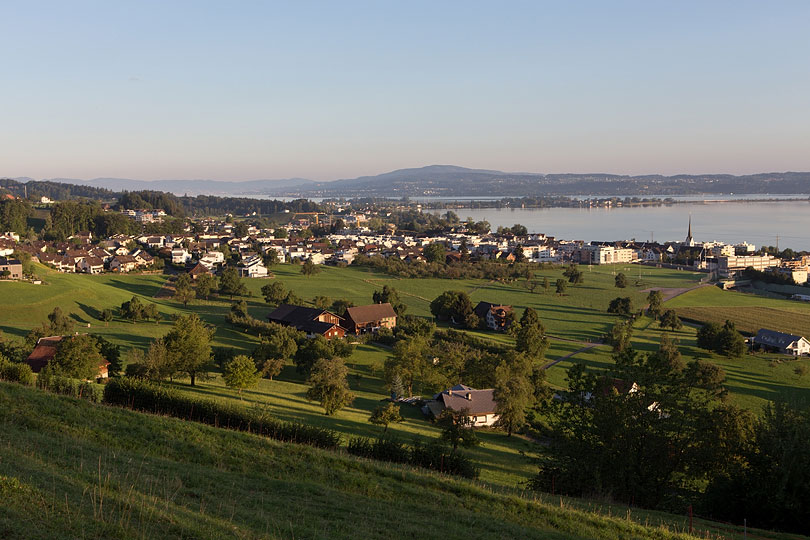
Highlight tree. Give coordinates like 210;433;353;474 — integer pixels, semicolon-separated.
293;335;333;375
100;308;113;326
330;298;355;317
50;334;104;380
369;402;404;433
430;290;474;327
515;308;549;360
646;290;664;319
262;248;279;267
513;245;526;263
555;279;567;295
173;273;195;306
47;306;73;334
372;285;407;315
532;347;738;509
438;409;479;452
306;357;355;415
384;336;432;397
697;322;722;350
658;309;682;331
120;296;145;322
423;242;446;263
233;221;249;238
542;277;550;294
261;281;287;305
223;355;261;399
563;264;584;285
615;272;627;288
230;299;249;320
195;273;217;300
219;267;247;299
163;314;214;386
313;295;331;310
605;319;633;353
607;296;633;316
301;259;321;276
493;353;533;436
252;325;299;380
717;320;746;358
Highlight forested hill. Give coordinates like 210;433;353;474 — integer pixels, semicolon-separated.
284;167;810;197
0;178;116;201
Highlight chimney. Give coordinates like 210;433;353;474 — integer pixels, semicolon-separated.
466;392;472;400
447;389;452;396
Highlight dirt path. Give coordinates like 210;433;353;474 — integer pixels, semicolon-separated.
542;342;601;370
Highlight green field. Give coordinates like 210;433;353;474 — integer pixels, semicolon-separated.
667;286;810;337
3;262;810;485
1;381;799;540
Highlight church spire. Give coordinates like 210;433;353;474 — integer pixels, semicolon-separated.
685;214;694;246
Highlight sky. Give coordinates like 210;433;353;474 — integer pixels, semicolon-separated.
1;1;809;181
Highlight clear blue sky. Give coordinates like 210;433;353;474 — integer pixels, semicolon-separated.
1;1;808;181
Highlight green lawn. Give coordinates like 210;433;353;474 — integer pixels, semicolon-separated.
1;381;801;540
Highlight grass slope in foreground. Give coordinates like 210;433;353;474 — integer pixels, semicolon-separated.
0;381;750;540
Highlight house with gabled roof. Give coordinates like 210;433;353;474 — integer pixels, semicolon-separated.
753;329;810;356
473;301;513;332
344;303;397;334
422;384;499;427
25;336;110;378
267;304;345;339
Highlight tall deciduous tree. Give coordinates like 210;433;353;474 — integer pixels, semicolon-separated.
174;273;195;306
306;357;355;415
438;408;479;452
223;355;261;398
646;290;664;319
261;281;287;305
163;314;214;386
493;353;534;436
51;334;104;380
219;267;247;299
369;402;404;433
301;258;321;276
555;279;567;296
373;285;407;315
515;308;549;360
615;272;627;288
195;273;217;300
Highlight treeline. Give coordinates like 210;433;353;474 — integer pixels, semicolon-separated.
0;178;115;201
41;200;188;240
535;337;810;535
117;190;324;218
353;253;548;281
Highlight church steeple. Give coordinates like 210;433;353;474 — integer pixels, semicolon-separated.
684;215;694;246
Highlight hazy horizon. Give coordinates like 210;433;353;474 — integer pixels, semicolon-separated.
2;1;809;181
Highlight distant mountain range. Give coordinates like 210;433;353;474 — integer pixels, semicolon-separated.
12;165;810;198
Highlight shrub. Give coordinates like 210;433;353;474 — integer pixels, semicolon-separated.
103;377;341;449
36;370;104;402
0;360;34;386
346;436;478;479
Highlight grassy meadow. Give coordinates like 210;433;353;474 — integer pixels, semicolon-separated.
0;381;801;540
3;261;810;487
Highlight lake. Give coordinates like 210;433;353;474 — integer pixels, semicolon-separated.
429;200;810;251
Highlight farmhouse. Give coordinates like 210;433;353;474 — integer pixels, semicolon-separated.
423;384;499;427
753;329;810;356
473;301;513;331
25;336;110;378
343;303;397;334
267;304;345;339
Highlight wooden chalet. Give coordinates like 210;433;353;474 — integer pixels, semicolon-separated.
267;304;345;339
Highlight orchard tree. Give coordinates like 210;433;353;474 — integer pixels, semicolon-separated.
515;308;549;360
173;273;195;306
369;402;404;433
306;357;355;415
615;272;627;288
647;290;664;319
659;309;683;331
219;267;247;298
163;314;214;385
301;258;321;276
555;279;567;296
223;355;261;399
438;409;479;453
195;273;217;300
50;334;104;380
423;242;446;263
372;285;407;315
100;308;113;326
261;281;287;305
120;296;145;322
607;297;634;316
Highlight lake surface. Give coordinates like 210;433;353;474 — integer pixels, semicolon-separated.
429;200;810;251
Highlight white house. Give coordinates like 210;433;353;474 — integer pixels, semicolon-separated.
171;248;191;265
753;329;810;356
238;255;268;278
422;384;499;427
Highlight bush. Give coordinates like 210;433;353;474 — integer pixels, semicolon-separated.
346;436;478;479
36;370;104;402
0;360;34;386
104;377;341;449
